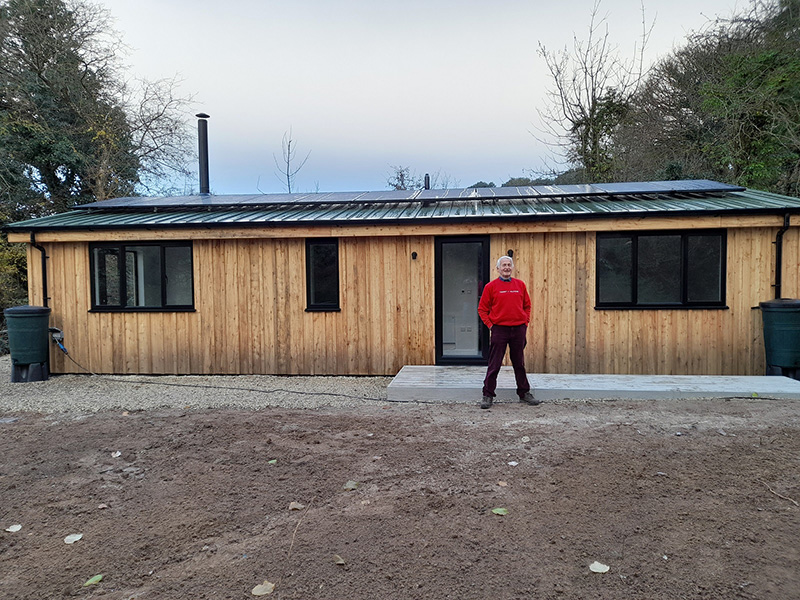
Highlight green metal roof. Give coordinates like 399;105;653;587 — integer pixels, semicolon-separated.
5;181;800;233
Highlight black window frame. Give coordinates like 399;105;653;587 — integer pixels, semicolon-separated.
305;238;340;312
89;241;195;312
595;229;727;310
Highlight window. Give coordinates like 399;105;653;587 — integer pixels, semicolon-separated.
306;238;340;311
90;242;194;311
596;230;726;308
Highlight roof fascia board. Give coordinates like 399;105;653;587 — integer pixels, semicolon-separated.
7;213;791;244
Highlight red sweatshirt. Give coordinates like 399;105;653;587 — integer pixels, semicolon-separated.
478;277;531;328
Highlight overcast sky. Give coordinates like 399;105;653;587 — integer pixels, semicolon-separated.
100;0;740;195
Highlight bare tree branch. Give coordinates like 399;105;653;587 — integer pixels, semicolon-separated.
273;128;310;193
536;0;653;182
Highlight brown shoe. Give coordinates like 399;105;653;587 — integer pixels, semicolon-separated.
480;396;493;409
520;392;541;406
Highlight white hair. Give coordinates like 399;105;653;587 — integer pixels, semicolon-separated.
496;255;514;268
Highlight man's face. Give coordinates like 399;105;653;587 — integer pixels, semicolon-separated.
497;259;513;279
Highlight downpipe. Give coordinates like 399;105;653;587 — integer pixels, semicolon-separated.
30;232;48;307
773;213;790;299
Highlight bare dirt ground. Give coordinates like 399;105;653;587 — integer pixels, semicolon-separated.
2;393;800;599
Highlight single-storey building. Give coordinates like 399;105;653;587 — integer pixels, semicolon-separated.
5;179;800;377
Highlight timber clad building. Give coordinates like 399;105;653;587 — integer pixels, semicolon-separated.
5;180;800;377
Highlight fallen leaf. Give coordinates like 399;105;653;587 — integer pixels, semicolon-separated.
64;533;83;544
5;524;22;533
252;580;275;595
288;501;305;511
83;574;103;587
497;481;508;487
343;480;359;491
589;561;610;573
267;459;277;465
333;554;346;565
492;507;509;516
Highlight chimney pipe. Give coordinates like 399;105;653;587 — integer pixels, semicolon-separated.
196;113;210;195
424;173;430;190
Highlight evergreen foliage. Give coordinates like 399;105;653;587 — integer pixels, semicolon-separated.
612;0;800;194
0;0;194;222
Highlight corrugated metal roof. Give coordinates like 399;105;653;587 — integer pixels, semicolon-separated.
5;182;800;232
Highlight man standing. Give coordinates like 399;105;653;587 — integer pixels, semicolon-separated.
477;255;540;409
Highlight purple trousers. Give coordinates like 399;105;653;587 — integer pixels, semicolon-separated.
482;324;530;398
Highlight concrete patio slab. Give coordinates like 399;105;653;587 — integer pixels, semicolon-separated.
387;365;800;404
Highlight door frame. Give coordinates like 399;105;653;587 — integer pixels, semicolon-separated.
434;235;491;365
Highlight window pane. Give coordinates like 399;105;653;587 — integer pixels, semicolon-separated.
125;250;137;305
308;241;339;307
126;246;163;307
638;235;681;304
90;242;193;310
93;247;121;306
165;246;193;305
687;235;723;303
597;236;633;303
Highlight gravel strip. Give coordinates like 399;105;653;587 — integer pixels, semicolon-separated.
0;355;392;413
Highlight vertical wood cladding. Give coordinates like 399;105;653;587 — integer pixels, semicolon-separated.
33;219;788;376
44;236;435;375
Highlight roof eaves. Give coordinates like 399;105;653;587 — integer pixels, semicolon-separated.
22;205;795;229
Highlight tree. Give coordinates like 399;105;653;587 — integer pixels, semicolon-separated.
611;0;800;194
386;166;457;190
387;165;422;190
0;236;26;352
0;0;194;221
273;128;310;193
468;181;496;188
537;0;652;183
695;0;800;193
501;176;560;186
125;76;195;197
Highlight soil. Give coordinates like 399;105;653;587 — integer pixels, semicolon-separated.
1;396;799;599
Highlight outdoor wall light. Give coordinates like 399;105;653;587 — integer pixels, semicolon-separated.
411;252;418;260
507;249;514;257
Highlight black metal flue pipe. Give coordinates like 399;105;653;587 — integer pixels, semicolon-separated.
196;113;210;195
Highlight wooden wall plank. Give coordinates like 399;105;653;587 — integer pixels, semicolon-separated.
236;240;252;374
574;234;588;373
273;239;290;373
246;240;263;373
195;240;214;373
780;228;800;299
353;238;370;373
48;242;66;373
